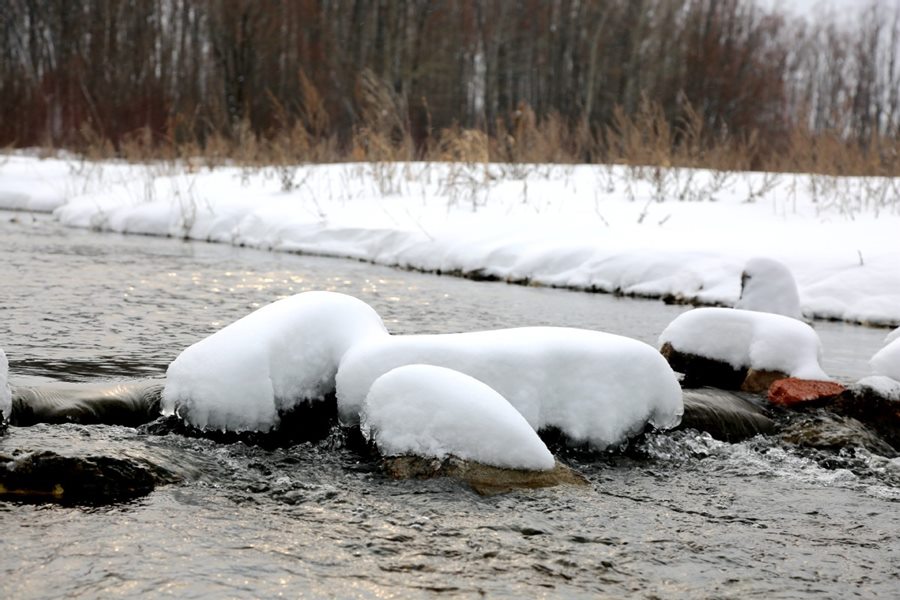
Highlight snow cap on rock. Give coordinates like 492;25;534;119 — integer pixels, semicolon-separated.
338;326;683;450
659;307;829;380
735;257;803;320
871;336;900;383
162;291;388;431
885;327;900;346
0;348;11;420
362;364;556;470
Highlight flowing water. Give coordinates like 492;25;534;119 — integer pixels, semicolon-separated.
1;212;897;598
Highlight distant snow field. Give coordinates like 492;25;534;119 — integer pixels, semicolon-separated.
2;153;898;326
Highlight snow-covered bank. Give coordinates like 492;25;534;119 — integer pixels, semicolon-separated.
2;153;898;325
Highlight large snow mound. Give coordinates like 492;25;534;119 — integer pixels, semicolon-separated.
162;291;388;431
0;348;11;420
735;257;803;320
659;307;829;380
871;337;900;382
337;327;683;449
362;364;556;470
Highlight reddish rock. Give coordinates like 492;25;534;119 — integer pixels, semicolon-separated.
768;378;845;407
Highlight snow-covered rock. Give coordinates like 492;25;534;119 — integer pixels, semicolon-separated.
735;257;803;320
855;375;900;402
659;307;829;382
835;376;900;449
871;337;900;382
362;364;555;470
1;348;11;420
886;327;900;345
162;291;388;431
338;327;683;450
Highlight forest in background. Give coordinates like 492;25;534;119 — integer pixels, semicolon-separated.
2;0;900;175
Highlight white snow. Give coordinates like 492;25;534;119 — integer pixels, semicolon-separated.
162;291;388;431
871;337;900;383
886;327;900;345
659;307;829;380
2;155;899;326
337;327;683;449
856;376;900;402
0;348;11;420
735;257;803;320
361;364;556;470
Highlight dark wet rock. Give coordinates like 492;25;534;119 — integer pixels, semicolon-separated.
0;450;156;504
145;393;339;449
10;379;163;427
679;388;775;441
768;378;845;407
660;342;787;392
780;410;898;457
830;380;900;450
382;455;589;496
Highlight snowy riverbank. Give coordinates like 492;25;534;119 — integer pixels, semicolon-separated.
2;153;898;326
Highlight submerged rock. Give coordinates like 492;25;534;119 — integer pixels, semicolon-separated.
780;411;897;457
679;388;775;441
768;378;845;407
10;379;163;427
382;455;589;496
0;450;156;504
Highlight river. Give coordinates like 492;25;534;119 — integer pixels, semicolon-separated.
1;212;898;598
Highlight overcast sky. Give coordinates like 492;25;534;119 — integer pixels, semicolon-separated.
759;0;891;18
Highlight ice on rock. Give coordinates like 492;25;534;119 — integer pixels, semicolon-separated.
362;364;556;470
659;307;829;380
871;337;900;383
735;257;803;320
1;348;11;420
337;327;683;450
162;291;388;431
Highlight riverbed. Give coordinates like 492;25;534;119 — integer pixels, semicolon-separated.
1;212;898;598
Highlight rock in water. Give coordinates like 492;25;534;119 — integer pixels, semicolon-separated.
659;307;828;391
780;411;897;457
0;450;156;504
679;388;775;441
830;378;900;450
0;348;11;423
383;455;589;496
10;379;163;427
660;342;788;392
767;378;846;407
